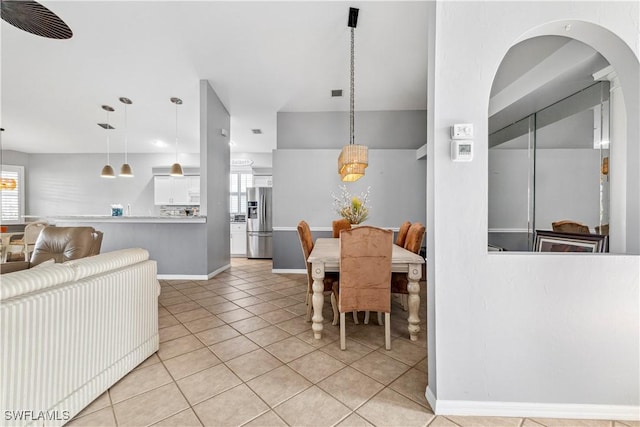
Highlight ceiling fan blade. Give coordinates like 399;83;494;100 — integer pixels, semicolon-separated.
1;0;72;39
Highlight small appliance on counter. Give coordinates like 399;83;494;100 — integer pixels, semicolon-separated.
111;204;124;216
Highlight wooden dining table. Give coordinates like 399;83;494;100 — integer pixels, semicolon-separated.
307;237;425;341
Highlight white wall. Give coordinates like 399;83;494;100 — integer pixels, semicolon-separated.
427;0;639;419
24;152;199;216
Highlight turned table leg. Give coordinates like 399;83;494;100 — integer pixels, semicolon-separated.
311;262;325;339
407;263;422;341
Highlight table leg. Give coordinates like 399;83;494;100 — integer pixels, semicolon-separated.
311;262;325;339
407;263;422;341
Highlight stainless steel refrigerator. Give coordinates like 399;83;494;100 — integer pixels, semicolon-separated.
246;187;273;259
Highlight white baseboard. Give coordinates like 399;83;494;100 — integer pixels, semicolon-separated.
426;392;639;421
272;268;306;274
208;263;231;279
157;274;209;280
157;263;231;280
425;386;437;412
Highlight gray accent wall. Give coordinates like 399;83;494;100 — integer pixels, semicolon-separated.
272;149;426;270
277;110;427;149
200;80;231;275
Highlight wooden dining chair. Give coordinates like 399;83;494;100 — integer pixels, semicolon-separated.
551;220;590;234
332;218;352;238
396;221;412;247
296;220;339;325
391;222;426;310
595;224;609;235
333;226;393;350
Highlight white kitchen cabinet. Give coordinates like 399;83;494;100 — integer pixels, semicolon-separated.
253;175;272;187
230;222;247;255
154;175;200;205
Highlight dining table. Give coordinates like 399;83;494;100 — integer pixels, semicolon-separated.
307;237;425;341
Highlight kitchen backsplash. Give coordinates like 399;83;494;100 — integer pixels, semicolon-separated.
160;205;200;217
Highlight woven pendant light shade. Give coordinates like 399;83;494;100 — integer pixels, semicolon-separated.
170;162;184;177
338;144;368;182
101;164;116;178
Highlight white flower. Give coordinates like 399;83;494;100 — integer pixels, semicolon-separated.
331;185;371;224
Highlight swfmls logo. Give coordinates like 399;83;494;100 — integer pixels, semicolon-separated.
4;410;70;421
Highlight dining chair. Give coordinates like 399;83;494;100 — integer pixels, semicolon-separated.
334;226;393;350
297;220;339;325
396;221;412;247
551;220;590;234
391;222;426;310
332;218;352;238
595;224;609;235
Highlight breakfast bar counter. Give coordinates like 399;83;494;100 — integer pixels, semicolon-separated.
28;215;209;278
35;215;206;224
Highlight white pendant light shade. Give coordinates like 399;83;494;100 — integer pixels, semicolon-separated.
338;8;368;182
170;97;184;177
100;104;116;178
119;97;134;177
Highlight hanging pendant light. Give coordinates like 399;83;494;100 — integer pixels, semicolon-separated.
338;7;368;182
100;105;116;178
119;97;134;177
170;97;184;177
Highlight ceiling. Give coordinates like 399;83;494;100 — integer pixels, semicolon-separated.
1;1;429;155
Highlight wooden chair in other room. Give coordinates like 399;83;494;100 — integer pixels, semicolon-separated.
333;226;393;350
551;220;590;234
297;221;339;325
332;218;352;238
396;221;412;247
391;222;426;311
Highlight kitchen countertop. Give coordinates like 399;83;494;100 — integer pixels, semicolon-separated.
27;215;207;224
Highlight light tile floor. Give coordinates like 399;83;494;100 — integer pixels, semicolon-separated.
69;258;637;427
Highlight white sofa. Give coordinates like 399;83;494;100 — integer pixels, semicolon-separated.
0;248;159;427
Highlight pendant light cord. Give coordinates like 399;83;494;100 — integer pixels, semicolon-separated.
123;103;128;163
350;26;355;146
106;110;111;165
174;102;179;162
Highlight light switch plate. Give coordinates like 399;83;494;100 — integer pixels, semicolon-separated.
451;123;474;140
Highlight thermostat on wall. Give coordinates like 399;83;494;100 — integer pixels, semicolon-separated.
451;140;473;162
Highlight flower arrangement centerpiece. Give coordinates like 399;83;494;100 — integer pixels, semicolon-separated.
332;185;371;224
